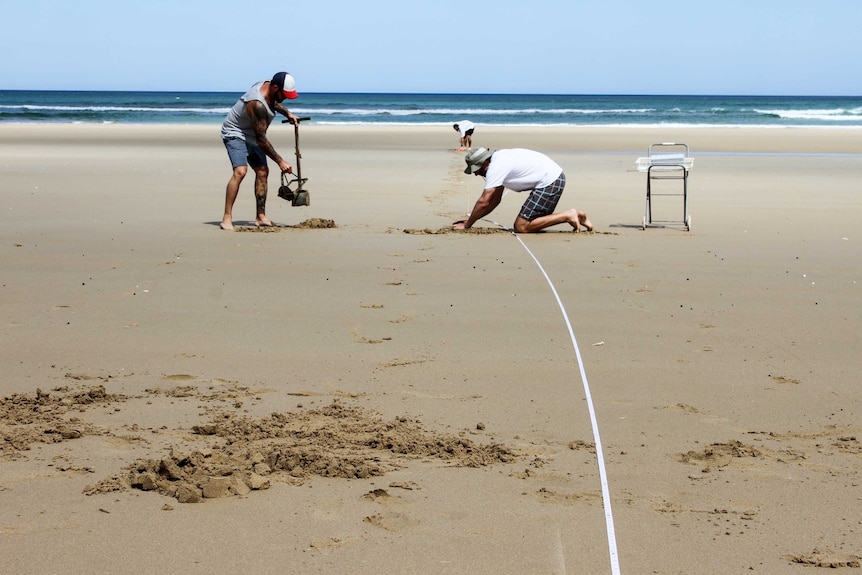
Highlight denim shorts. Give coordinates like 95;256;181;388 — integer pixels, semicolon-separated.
223;138;267;169
518;172;566;221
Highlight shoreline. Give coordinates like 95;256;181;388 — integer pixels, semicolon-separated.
4;122;862;154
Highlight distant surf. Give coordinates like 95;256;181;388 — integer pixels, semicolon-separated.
2;91;861;127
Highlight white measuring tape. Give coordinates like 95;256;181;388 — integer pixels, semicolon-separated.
482;218;622;575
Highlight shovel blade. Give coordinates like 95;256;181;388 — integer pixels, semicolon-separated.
278;188;294;202
292;190;310;207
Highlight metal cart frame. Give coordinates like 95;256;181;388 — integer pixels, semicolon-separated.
635;143;693;231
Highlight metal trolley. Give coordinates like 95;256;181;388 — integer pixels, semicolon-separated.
635;143;694;230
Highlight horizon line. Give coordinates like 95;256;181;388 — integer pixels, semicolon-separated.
2;89;861;98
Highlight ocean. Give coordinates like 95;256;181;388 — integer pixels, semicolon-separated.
1;91;861;128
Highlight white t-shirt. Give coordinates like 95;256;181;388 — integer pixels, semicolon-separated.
483;149;563;192
456;120;475;135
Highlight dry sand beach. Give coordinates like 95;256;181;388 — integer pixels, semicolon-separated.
1;123;860;574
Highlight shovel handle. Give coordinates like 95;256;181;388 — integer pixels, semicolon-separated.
283;116;311;124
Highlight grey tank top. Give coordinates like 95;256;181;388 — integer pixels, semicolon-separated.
220;82;275;145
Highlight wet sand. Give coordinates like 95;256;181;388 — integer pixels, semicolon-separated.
1;123;860;574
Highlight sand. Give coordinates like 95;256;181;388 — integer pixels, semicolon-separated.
1;122;860;574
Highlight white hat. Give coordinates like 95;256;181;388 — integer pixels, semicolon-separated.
464;147;492;174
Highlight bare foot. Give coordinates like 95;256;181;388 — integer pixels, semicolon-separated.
255;216;273;227
563;209;593;233
220;220;234;231
564;209;582;232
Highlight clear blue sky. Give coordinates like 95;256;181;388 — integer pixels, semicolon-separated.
3;0;860;95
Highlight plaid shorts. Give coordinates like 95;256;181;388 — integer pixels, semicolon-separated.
518;172;566;221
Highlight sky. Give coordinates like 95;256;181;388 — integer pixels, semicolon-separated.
2;0;861;95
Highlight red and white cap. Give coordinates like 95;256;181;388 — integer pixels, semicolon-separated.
271;72;298;99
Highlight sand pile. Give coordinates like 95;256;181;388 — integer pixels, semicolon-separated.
0;385;123;459
86;402;516;503
234;218;337;232
2;384;517;504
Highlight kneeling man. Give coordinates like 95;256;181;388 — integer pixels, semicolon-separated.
454;147;592;233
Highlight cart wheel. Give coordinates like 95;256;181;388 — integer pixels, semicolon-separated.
685;215;691;231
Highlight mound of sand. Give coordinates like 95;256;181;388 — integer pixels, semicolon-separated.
0;385;124;459
2;384;517;504
85;402;517;503
234;218;337;232
402;227;509;235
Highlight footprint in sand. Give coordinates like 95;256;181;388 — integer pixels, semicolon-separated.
163;374;196;381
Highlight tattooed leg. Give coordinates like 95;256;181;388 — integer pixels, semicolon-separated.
253;165;272;227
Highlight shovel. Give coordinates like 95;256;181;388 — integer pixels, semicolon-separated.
278;116;311;206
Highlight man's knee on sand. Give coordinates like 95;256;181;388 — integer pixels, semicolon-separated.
513;217;536;233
